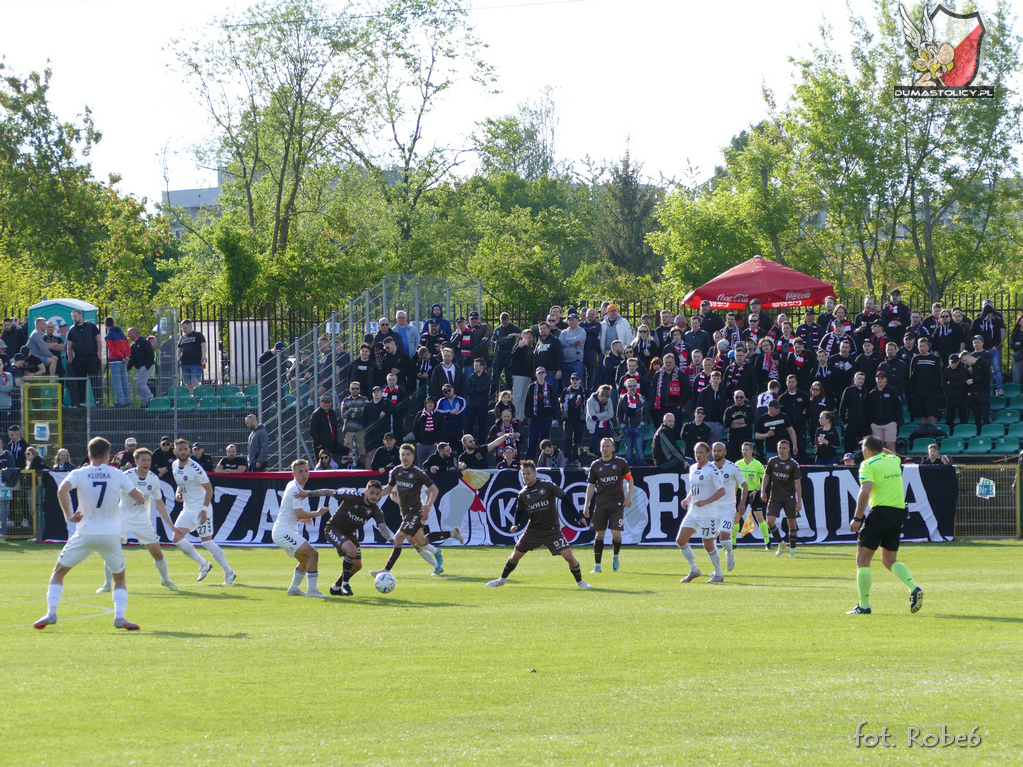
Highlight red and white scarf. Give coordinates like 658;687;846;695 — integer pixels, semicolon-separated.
533;382;551;416
655;367;682;410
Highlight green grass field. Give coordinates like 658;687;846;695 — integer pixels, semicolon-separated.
2;540;1021;766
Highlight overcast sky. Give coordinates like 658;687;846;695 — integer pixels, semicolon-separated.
1;0;867;205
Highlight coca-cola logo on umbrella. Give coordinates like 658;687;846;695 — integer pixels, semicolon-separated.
716;293;750;304
785;291;813;301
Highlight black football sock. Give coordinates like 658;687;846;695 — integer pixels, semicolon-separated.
342;555;354;583
385;548;401;571
570;565;583;583
772;525;784;543
788;526;797;549
427;531;451;543
612;539;621;556
594;539;604;564
501;559;518;579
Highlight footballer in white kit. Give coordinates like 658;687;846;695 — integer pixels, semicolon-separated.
96;447;185;594
711;442;749;573
675;442;728;584
35;437;146;631
271;459;330;597
170;439;236;584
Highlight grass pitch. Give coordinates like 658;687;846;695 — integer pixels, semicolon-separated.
2;540;1021;766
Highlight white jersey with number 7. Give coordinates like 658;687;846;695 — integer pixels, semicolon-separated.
59;465;136;536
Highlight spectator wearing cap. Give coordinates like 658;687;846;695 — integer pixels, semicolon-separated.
311;392;344;461
963;337;992;426
509;328;534;421
216;444;248;473
881;289;910;345
942;353;970;431
754;400;798;460
420;318;449;358
413;396;444;466
363;386;392;447
599;304;633;355
151;435;176;482
867;369;903;452
561;371;587;465
796;308;823;350
109;437;139;469
616;378;646;466
463;358;491;443
698;299;724;336
104;316;131;407
559;312;586;384
489;311;522;397
746;298;772;330
467;311;491;362
371;432;401;473
524;367;561;460
842;452;857;466
859;320;888;357
853;338;882;390
429;303;452;337
191;441;215;472
971;301;1007;395
741;315;768;346
680;407;712;460
436;381;467;443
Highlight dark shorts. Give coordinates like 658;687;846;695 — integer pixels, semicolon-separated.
591;502;624;532
515;526;571;555
912;394;940;418
325;526;361;557
767;496;797;519
858;505;907;551
746;491;765;513
399;513;424;536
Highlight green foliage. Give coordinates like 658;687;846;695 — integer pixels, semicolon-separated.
592;151;662;277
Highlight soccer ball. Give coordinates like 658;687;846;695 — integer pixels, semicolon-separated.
374;571;397;594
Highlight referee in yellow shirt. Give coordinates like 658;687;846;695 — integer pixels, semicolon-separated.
847;435;923;615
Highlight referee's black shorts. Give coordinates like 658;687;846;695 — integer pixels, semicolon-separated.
858;505;908;551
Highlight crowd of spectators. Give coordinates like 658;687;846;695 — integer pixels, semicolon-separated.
296;293;1014;473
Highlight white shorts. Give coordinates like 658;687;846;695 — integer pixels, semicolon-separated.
175;505;213;538
272;528;307;557
57;533;126;572
681;510;718;539
121;516;160;546
718;504;737;531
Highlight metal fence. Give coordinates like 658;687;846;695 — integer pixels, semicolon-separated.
953;464;1021;539
0;470;39;540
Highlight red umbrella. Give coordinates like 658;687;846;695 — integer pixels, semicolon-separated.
682;255;835;310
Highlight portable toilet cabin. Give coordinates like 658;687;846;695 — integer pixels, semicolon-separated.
27;298;98;337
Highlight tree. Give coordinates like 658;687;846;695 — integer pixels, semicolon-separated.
592;150;663;277
473;86;564;181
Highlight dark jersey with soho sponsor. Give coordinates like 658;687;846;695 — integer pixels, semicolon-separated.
764;456;801;500
587;457;632;509
515;480;570;531
387;465;433;515
328;493;387;537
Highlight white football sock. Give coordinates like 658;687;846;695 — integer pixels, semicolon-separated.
154;557;170;581
307;571;319;591
414;545;437;568
291;568;305;588
708;548;722;576
46;583;63;616
201;540;232;573
421;543;438;555
679;544;697;568
720;539;733;552
176;539;207;565
112;588;128;620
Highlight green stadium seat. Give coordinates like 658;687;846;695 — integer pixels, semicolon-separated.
193;385;216;398
908;439;933;456
218;385;241;398
197;396;221;411
244;385;259;397
995;409;1019;424
941;437;965;454
39;384;60;399
979;423;1005;438
1008;396;1023;410
222;394;247;410
963;437;992;455
935;423;950;436
1002;384;1021;398
246;395;259;409
1006;422;1023;438
989;395;1006;410
993;436;1020;454
952;424;978;439
176;397;196;413
283;394;297;409
897;424;918;440
147;397;171;413
170;386;191;401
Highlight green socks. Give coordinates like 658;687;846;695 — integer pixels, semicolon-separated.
731;523;739;546
759;521;771;543
891;562;917;592
857;567;872;609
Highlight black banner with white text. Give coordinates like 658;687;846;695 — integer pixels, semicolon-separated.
41;465;957;547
